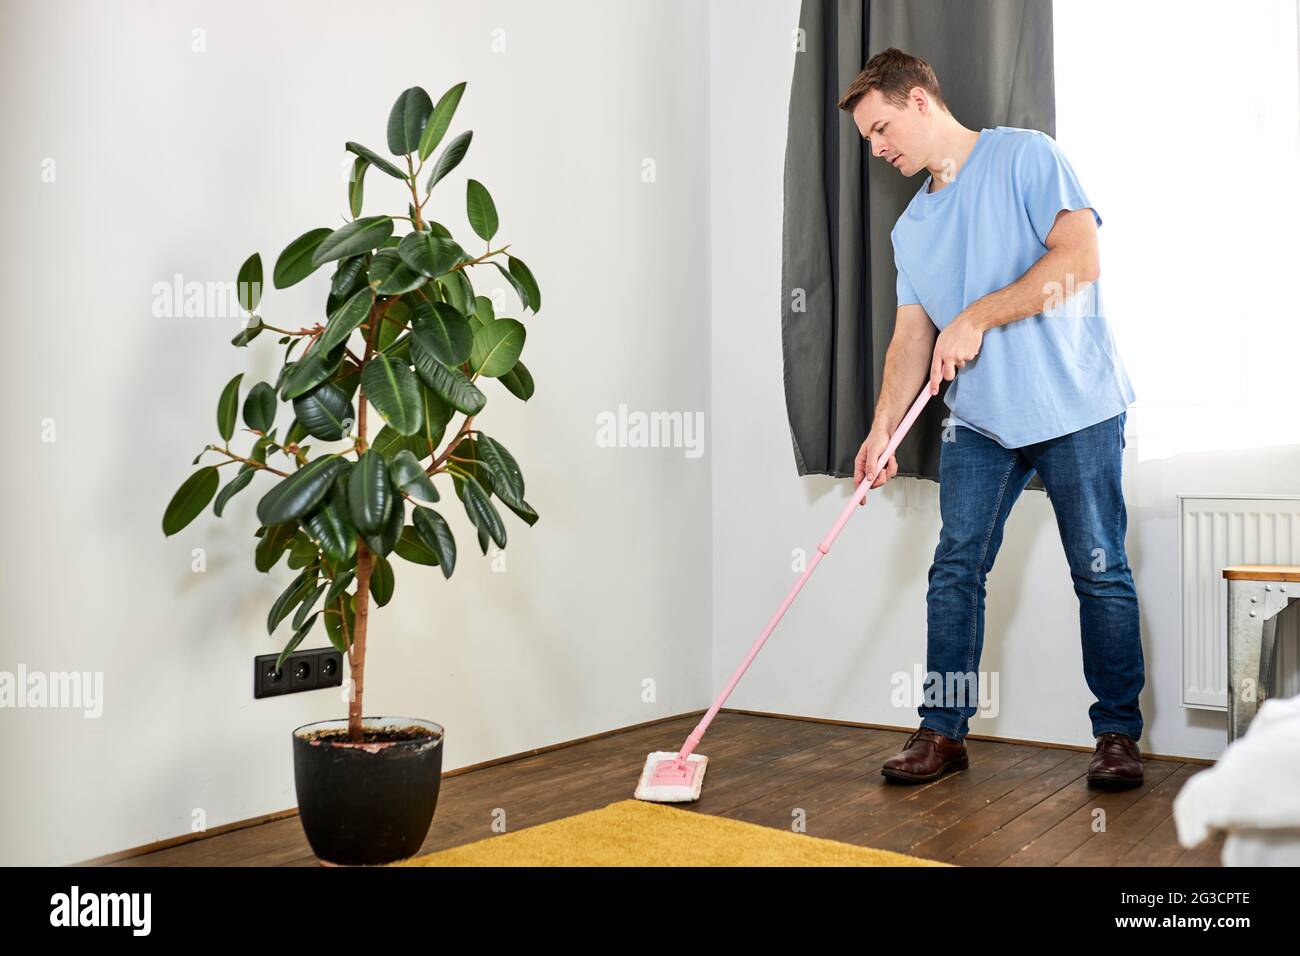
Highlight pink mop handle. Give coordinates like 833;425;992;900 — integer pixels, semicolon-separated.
674;381;933;763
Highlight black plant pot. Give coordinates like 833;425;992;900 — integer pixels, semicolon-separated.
292;716;444;866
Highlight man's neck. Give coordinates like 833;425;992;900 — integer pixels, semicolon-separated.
925;123;982;194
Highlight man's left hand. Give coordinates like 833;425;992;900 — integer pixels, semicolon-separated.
929;310;985;394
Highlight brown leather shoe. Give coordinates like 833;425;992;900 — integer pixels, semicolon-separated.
880;727;969;783
1087;732;1144;789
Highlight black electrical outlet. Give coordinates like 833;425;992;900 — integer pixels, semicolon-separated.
254;647;345;699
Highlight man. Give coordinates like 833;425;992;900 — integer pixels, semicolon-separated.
837;48;1145;789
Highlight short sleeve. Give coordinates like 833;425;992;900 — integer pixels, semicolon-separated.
1019;132;1101;246
895;253;920;306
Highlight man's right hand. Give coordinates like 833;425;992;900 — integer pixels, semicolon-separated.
854;428;898;504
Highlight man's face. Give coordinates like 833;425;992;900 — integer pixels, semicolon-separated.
851;88;932;176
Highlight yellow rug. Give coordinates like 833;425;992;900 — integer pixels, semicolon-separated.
396;800;953;867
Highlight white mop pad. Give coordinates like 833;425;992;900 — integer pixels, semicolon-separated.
633;752;708;803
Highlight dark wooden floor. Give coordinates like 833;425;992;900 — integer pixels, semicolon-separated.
111;713;1224;866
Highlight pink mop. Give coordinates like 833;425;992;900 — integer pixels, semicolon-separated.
634;382;934;802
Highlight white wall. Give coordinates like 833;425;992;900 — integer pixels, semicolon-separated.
4;0;1295;867
708;0;1300;764
0;0;712;865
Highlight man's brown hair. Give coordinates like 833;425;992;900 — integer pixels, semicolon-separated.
836;47;948;114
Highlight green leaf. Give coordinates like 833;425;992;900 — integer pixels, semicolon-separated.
323;594;355;652
213;468;254;517
361;354;424;436
500;359;535;401
372;424;427;463
293;582;329;630
255;522;298;572
451;436;494;493
412;506;457;579
344;141;408;180
364;487;405;557
313;216;394;267
457;472;506;548
278;337;306;382
319;286;374;353
491;260;529;310
390;449;439;502
292;382;354;441
376;297;410;352
474;295;495;323
425;130;472;192
256;455;346;526
347;450;391;535
274;227;331;289
332;359;362;402
387;86;433;155
217;373;243;442
331;254;368;299
244;434;273;468
280;342;345;400
284;417;309;448
325;569;356;606
163;467;220;536
268;565;316;635
242;381;277;433
466;179;498;242
302;492;357;564
500;495;539;527
381;333;412;365
396;231;462;278
476;434;525;507
286;529;318;569
469;318;525;378
237;253;263;313
231;317;263;348
411;341;486;415
393;525;439;566
347;157;368;218
411;301;473;365
418;81;467;162
276;612;320;674
368;247;427;295
437;267;474;315
507;256;541;313
369;553;395;606
416;385;452;458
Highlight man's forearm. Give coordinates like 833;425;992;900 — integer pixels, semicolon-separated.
873;329;932;433
965;237;1099;333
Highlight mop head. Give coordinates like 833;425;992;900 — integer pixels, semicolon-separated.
634;751;708;803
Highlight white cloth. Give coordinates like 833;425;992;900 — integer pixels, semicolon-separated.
1172;693;1300;866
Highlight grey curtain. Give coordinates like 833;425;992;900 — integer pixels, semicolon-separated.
781;0;1055;488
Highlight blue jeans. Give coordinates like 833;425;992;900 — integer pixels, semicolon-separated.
918;411;1144;742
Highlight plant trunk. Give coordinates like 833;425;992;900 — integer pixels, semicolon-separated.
348;540;373;742
347;296;383;743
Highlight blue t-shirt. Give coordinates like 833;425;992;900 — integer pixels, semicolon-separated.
891;125;1135;448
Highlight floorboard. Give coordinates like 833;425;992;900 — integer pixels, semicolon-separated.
111;713;1225;867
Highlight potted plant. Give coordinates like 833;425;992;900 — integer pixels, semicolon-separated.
162;82;541;866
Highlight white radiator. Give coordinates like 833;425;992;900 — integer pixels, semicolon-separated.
1178;495;1300;709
